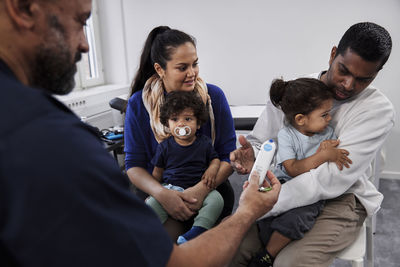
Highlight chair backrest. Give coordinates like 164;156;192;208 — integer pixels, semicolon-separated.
109;97;128;114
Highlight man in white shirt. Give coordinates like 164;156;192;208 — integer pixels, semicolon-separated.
229;22;395;267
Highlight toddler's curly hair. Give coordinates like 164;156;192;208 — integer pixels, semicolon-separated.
160;91;209;127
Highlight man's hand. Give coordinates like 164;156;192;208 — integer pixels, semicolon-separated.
317;139;352;170
230;135;256;174
236;170;281;220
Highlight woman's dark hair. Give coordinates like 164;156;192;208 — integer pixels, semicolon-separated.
129;26;197;97
269;78;333;125
160;91;208;127
336;22;392;70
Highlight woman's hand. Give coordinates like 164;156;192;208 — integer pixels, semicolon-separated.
229;135;255;174
182;183;210;212
156;188;197;221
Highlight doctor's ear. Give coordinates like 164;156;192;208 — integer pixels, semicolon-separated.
5;0;43;29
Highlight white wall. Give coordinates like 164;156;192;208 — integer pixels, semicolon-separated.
119;0;400;175
97;0;129;85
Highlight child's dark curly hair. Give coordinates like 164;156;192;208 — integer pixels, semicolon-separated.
269;78;333;126
160;91;209;127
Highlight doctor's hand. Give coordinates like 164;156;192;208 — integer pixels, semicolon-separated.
236;170;281;220
230;135;255;175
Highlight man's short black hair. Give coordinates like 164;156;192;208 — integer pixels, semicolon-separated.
336;22;392;69
160;91;209;127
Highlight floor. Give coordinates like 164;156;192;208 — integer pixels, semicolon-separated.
228;174;400;266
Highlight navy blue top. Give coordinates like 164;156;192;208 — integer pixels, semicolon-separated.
124;84;236;173
0;60;173;267
152;134;219;188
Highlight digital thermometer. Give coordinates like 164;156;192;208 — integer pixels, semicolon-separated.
249;139;276;186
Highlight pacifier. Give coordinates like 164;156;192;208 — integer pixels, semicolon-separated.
174;126;191;136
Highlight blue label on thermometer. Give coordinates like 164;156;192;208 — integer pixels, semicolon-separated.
263;144;273;151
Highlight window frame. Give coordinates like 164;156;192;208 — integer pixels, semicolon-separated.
75;0;104;90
